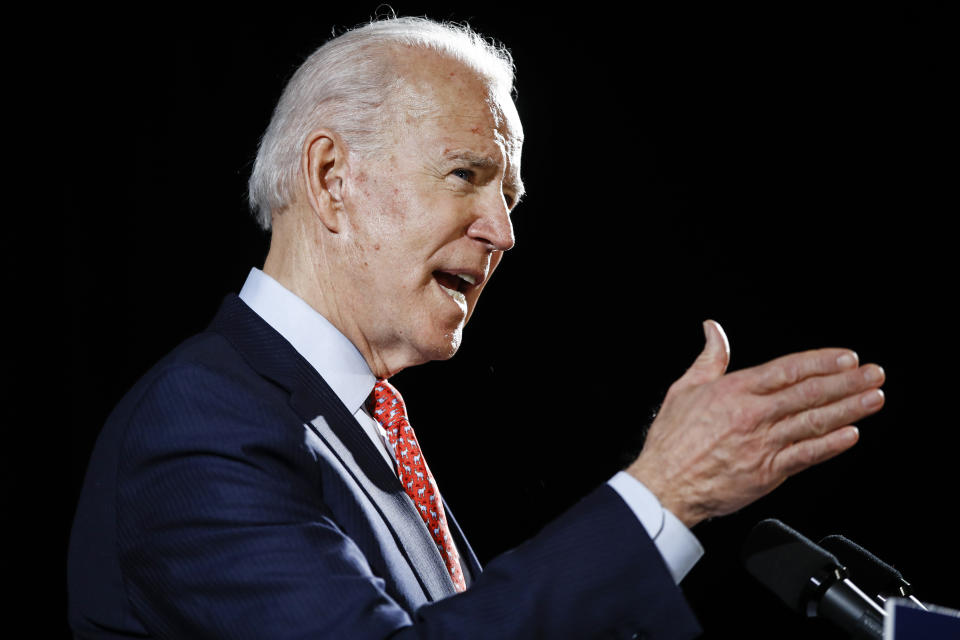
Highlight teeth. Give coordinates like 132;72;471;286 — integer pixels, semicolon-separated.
438;284;467;309
459;273;476;286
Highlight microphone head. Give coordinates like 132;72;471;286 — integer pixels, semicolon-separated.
742;519;844;613
820;535;912;598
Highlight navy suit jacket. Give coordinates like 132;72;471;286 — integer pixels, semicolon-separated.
68;295;701;639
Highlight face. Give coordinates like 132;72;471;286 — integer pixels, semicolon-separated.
335;50;524;374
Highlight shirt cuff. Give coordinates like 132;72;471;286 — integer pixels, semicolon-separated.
607;471;704;583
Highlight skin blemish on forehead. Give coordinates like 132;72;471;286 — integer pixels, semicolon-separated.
470;126;481;135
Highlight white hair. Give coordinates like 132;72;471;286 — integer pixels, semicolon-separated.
247;17;516;230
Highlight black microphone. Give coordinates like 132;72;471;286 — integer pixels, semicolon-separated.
743;519;885;639
820;534;927;610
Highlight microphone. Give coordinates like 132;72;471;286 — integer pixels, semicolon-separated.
820;535;928;610
743;519;885;639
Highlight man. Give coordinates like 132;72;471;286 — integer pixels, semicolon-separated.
68;17;886;638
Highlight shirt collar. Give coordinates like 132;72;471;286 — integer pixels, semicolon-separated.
238;268;376;414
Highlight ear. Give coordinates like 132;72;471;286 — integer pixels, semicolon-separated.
302;129;347;233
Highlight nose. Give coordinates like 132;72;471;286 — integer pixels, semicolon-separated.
467;190;515;252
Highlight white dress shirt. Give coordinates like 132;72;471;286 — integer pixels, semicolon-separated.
238;267;703;583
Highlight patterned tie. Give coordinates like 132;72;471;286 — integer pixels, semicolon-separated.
368;379;467;592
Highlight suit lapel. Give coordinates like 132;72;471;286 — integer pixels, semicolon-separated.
303;414;457;600
208;294;457;601
443;502;482;584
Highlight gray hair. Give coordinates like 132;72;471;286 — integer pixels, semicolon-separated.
247;17;516;230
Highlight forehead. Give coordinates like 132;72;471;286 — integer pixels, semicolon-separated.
389;49;523;181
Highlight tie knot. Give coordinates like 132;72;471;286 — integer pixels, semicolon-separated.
368;379;406;429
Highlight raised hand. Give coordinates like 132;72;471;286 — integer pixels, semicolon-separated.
628;320;885;528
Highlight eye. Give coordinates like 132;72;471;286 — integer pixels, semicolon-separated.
504;193;515;209
451;168;474;182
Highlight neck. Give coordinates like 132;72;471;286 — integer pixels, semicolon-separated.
262;218;416;380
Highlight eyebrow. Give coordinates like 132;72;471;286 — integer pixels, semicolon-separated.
444;150;526;202
445;150;497;168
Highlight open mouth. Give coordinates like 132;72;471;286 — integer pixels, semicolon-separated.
433;271;477;307
433;271;476;293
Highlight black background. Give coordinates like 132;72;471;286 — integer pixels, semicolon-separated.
9;3;956;637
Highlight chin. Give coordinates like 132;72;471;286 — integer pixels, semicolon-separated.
440;331;463;360
445;329;463;357
423;326;463;362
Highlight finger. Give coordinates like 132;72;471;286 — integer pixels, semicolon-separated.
770;388;885;445
773;425;860;478
765;363;885;421
745;348;861;394
674;320;731;389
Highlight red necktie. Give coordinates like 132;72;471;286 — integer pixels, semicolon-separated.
368;379;467;592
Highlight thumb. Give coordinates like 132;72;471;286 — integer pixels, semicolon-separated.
676;320;731;388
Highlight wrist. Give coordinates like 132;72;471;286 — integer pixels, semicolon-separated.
626;457;706;529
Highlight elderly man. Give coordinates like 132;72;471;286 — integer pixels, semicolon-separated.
68;17;885;639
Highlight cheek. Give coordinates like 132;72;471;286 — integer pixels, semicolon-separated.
346;185;411;258
349;158;409;219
